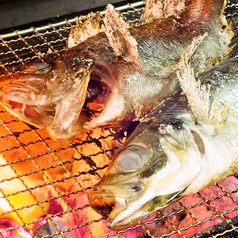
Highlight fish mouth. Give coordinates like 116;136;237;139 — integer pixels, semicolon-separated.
84;75;110;116
83;61;121;128
89;181;186;230
88;187;117;218
89;182;157;230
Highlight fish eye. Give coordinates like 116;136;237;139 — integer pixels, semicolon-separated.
115;145;148;171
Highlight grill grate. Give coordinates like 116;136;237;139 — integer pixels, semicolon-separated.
0;1;238;237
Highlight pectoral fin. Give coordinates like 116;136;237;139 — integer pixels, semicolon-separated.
177;34;228;132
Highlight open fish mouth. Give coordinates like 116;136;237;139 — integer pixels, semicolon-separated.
89;182;150;229
84;62;117;112
90;181;184;230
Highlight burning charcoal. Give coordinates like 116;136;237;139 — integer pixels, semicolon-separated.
0;219;31;238
33;217;73;238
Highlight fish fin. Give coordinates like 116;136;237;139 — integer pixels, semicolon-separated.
177;34;229;132
140;0;186;24
103;4;141;71
68;12;105;48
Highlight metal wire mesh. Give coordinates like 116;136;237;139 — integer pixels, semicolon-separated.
0;1;238;237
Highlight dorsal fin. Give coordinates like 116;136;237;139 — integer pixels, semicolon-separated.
103;4;141;69
68;12;104;48
176;34;228;132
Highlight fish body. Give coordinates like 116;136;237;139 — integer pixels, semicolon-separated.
89;56;238;230
0;0;233;139
77;0;232;129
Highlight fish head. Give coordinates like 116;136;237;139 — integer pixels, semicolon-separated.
89;106;205;229
0;62;55;128
0;55;93;138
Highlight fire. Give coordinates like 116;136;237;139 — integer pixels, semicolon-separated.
0;155;50;225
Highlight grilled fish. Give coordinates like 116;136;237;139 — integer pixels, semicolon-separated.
89;50;238;229
0;0;233;139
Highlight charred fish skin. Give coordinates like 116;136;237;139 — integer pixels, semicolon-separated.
89;56;238;230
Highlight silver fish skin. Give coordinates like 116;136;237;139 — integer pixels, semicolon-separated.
0;0;233;139
89;56;238;230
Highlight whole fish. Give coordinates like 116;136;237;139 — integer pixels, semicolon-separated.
89;53;238;230
0;0;233;139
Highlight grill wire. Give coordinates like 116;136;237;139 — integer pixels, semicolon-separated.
0;1;238;238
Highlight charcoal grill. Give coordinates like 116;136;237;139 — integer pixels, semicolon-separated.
0;1;238;237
